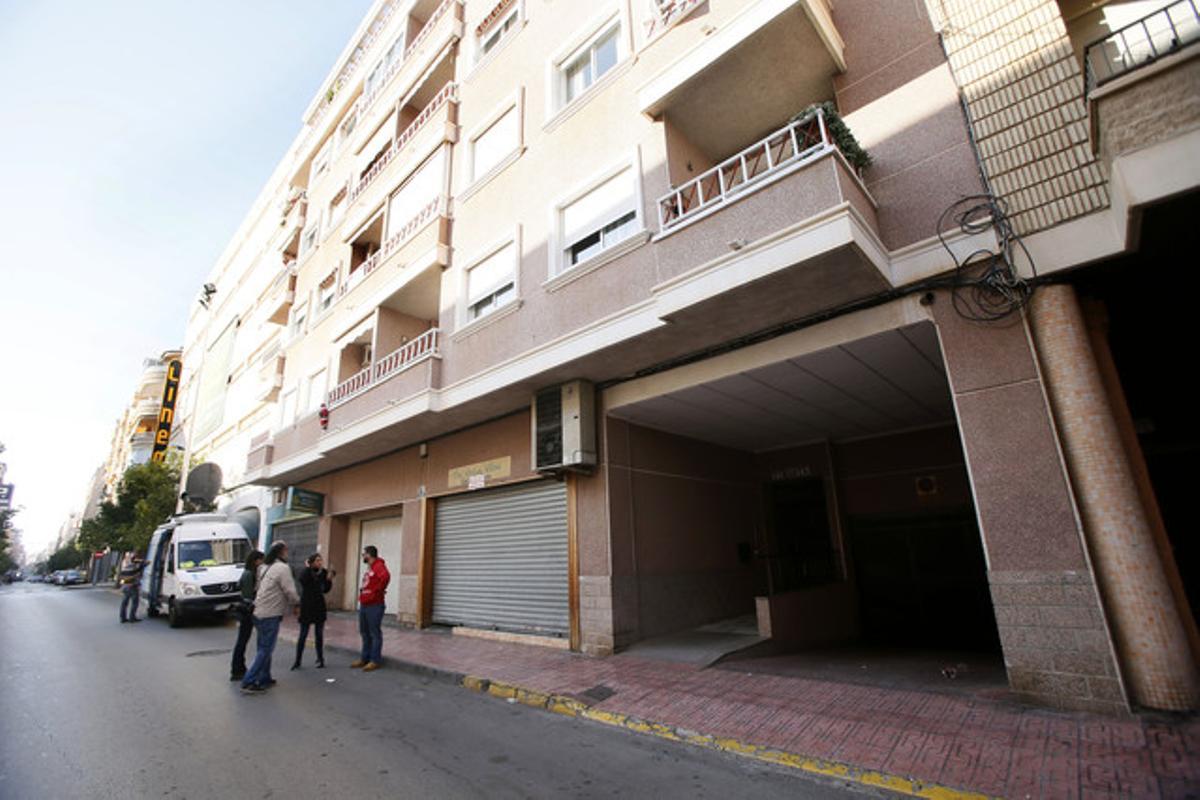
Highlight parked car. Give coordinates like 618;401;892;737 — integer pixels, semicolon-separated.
63;569;86;585
26;574;44;583
51;570;66;585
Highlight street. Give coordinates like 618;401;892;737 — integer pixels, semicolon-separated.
0;583;888;799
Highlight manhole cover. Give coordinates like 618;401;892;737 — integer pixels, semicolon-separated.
185;649;232;658
579;684;616;703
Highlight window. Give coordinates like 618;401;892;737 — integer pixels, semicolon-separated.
558;165;639;271
478;1;519;60
328;186;347;229
178;539;250;569
386;147;446;239
562;24;619;104
466;241;517;321
290;300;308;338
304;369;326;414
470;104;519;182
366;31;405;96
340;111;358;144
300;225;319;258
280;389;297;426
312;141;332;178
316;274;337;313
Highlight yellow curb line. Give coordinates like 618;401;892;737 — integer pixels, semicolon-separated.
459;675;997;800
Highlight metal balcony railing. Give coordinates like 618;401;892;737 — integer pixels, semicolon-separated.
1084;0;1200;96
326;328;441;409
657;108;832;232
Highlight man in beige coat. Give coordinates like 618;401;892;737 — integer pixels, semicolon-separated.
241;541;300;694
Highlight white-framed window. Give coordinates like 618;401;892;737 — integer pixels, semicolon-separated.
366;31;406;96
565;25;619;103
464;238;518;322
312;140;332;178
316;275;337;314
304;368;327;414
328;186;347;230
549;8;627;114
300;224;319;258
280;388;297;427
386;146;448;240
476;0;521;61
339;110;358;147
289;299;308;338
467;94;521;184
554;158;642;274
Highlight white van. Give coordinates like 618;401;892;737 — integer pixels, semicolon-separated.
140;513;252;627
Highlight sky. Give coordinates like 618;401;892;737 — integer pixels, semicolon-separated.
0;1;371;559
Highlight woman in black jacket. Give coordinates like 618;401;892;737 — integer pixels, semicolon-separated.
231;550;264;681
292;553;334;669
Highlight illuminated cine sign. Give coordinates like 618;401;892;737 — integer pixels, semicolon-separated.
150;358;183;463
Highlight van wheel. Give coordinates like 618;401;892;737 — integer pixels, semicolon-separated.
168;599;182;628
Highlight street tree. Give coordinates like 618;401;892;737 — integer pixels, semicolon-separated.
77;460;181;555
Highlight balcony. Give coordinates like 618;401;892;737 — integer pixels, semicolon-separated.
264;265;297;325
346;82;459;223
1084;1;1200;170
351;0;464;154
328;327;441;408
638;0;844;161
340;194;451;300
247;329;441;478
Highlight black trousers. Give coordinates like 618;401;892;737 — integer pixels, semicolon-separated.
231;607;254;676
295;620;325;665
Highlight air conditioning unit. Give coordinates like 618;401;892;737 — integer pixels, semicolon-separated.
532;380;596;473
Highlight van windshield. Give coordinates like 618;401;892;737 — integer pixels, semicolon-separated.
178;539;249;569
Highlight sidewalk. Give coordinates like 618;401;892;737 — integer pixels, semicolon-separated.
281;614;1200;799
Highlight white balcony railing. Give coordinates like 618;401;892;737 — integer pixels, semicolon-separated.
373;327;440;383
348;82;458;203
340;196;447;297
327;367;373;407
327;328;441;409
356;0;458;124
657;108;832;232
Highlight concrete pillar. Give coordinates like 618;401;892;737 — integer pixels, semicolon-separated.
1031;284;1200;711
932;293;1127;713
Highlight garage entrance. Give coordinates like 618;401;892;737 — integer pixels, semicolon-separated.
605;320;1005;690
432;480;569;637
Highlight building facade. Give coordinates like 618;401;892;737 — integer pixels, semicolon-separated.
178;0;1199;714
99;350;184;500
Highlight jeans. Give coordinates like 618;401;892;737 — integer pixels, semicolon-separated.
358;604;385;663
231;607;254;676
242;616;281;689
119;584;139;621
295;620;325;666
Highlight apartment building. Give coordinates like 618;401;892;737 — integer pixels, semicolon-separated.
100;350;184;499
179;0;1199;714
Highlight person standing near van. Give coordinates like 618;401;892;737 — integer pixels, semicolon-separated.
118;554;144;623
351;545;390;672
241;542;299;694
292;553;335;670
230;549;264;681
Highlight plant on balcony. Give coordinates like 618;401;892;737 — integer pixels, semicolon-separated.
793;101;872;173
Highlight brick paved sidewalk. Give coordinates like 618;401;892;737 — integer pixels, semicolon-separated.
282;614;1200;799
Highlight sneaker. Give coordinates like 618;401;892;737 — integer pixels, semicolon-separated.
119;619;128;624
230;673;245;682
240;685;265;695
362;662;380;672
264;678;277;686
290;663;300;671
315;660;326;669
129;618;141;623
350;660;367;668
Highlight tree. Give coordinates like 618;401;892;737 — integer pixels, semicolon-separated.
0;441;16;573
45;543;86;571
76;460;181;555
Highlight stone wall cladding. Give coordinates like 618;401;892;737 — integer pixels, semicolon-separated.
579;575;615;656
927;0;1110;234
990;569;1127;714
1096;56;1200;165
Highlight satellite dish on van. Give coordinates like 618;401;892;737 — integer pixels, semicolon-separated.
185;463;223;506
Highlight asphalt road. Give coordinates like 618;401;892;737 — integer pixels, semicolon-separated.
0;582;890;799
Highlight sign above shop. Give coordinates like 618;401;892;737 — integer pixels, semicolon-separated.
286;487;325;516
448;456;512;489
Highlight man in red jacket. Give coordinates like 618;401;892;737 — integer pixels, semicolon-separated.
351;545;390;672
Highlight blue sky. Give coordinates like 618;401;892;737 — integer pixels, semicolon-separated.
0;1;371;557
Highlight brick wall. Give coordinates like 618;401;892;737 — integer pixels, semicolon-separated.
927;0;1110;234
990;570;1125;713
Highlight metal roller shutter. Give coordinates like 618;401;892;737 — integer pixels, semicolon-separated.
433;480;569;636
273;519;319;585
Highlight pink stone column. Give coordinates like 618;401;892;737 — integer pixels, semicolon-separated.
1031;284;1200;710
